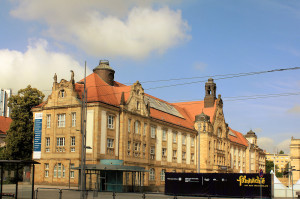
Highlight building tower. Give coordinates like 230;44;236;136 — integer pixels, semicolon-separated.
204;78;216;108
93;60;115;86
0;89;12;117
244;130;257;145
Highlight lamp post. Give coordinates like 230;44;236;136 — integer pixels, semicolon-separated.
80;63;87;199
197;124;201;173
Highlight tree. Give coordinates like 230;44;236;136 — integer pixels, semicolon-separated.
266;160;274;174
2;85;44;160
279;150;284;154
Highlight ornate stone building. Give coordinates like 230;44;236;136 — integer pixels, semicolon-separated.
290;137;300;184
32;60;265;190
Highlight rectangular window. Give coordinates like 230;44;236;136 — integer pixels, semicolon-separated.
143;144;146;153
70;164;75;178
46;114;51;128
143;123;147;135
160;169;165;181
134;121;140;134
173;150;177;158
150;146;155;154
57;114;66;127
191;137;194;146
107;138;114;148
70;136;75;152
71;112;76;127
173;132;177;143
191;153;195;161
182;135;186;145
150;126;156;138
162;148;167;157
128;119;131;133
182;151;186;160
162;129;167;141
46;137;50;147
107;115;114;129
56;137;65;146
45;163;49;177
71;136;75;146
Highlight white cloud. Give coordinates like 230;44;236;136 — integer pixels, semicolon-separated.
10;0;190;59
194;62;207;71
258;137;291;154
277;139;291;154
287;105;300;114
253;128;263;133
258;137;274;152
0;39;89;96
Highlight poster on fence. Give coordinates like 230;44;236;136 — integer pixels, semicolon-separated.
165;172;272;198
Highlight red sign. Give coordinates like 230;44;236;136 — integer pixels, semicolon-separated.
259;169;263;178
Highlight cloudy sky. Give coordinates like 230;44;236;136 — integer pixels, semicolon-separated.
1;0;300;154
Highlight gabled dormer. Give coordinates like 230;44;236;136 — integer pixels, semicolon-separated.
125;81;149;117
44;71;81;108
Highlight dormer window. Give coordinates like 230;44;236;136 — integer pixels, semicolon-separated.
137;101;140;110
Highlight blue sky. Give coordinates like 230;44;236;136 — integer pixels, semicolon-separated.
1;0;299;153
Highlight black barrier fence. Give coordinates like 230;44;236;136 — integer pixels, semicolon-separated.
165;172;273;198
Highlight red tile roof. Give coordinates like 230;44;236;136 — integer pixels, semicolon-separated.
172;101;216;123
0;116;12;134
228;127;248;147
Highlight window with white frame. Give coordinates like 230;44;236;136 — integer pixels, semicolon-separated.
150;146;155;154
107;115;114;129
160;169;165;181
45;163;49;177
107;138;114;148
60;90;65;98
150;126;156;138
173;132;177;143
46;137;50;152
128;119;131;133
46;114;51;128
70;163;75;178
46;137;50;146
162;129;167;141
54;164;57;177
134;120;140;134
71;112;76;127
149;168;155;181
70;136;75;152
56;137;65;146
143;123;147;136
182;134;186;145
57;114;66;127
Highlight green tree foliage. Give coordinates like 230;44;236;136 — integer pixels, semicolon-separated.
266;160;274;174
2;85;44;160
279;150;284;154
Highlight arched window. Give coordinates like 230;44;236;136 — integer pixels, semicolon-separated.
149;168;155;181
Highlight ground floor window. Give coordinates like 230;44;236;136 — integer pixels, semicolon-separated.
149;168;155;181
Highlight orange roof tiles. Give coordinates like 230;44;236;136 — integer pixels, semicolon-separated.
172;101;216;123
0;116;12;134
228;127;248;147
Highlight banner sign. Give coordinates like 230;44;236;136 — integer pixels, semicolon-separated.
33;113;43;159
165;172;272;198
